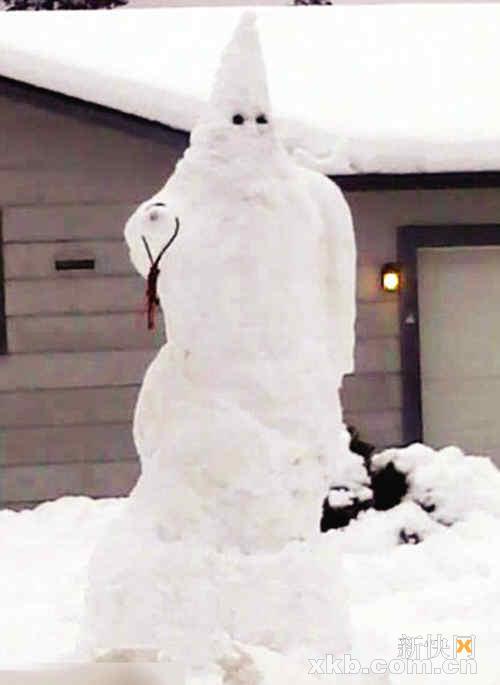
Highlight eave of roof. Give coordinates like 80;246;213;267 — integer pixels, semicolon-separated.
1;6;500;177
2;73;500;193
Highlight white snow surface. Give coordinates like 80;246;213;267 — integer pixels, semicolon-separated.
2;461;500;683
1;4;500;174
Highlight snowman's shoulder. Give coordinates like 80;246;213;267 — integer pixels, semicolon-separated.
296;166;352;231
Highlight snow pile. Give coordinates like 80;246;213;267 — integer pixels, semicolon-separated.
1;5;500;173
0;497;124;667
2;488;500;681
372;443;500;526
85;511;350;675
343;504;500;683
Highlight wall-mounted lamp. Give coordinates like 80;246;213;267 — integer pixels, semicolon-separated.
381;263;402;293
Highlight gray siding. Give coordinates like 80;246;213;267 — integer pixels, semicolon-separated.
344;187;500;448
0;85;179;508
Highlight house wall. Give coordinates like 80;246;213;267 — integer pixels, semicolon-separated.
3;79;500;507
343;187;500;449
0;83;188;508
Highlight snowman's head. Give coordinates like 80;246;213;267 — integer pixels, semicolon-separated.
188;12;280;169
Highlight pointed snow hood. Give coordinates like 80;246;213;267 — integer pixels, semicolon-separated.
184;12;286;168
208;11;271;122
167;10;292;200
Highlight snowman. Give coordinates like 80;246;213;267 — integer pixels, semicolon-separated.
85;12;368;680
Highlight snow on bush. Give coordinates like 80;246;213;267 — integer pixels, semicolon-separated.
372;443;500;526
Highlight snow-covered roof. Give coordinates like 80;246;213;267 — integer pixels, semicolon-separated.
0;5;499;175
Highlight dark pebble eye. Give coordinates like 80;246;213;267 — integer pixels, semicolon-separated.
256;114;268;125
232;114;245;125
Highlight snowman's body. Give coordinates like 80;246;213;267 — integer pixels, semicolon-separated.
138;161;352;436
130;156;359;552
86;13;360;675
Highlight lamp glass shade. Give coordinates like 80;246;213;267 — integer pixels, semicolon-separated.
381;264;401;292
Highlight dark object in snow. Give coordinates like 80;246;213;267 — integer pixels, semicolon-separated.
347;425;375;469
416;498;451;527
417;499;436;514
320;487;372;531
5;0;126;8
371;461;408;511
320;426;374;532
398;528;421;545
142;215;180;332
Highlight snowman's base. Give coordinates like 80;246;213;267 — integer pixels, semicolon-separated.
85;511;350;675
92;642;389;685
214;642;390;685
93;646;165;662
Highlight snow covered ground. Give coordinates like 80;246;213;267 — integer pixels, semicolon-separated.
1;461;499;682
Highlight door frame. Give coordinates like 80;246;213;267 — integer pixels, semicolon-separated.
397;224;500;445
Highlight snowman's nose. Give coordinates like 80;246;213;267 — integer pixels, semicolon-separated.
146;202;167;222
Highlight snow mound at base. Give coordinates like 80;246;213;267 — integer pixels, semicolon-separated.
0;497;124;667
2;443;500;681
83;501;350;673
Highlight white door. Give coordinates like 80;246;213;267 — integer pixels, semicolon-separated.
418;245;500;466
